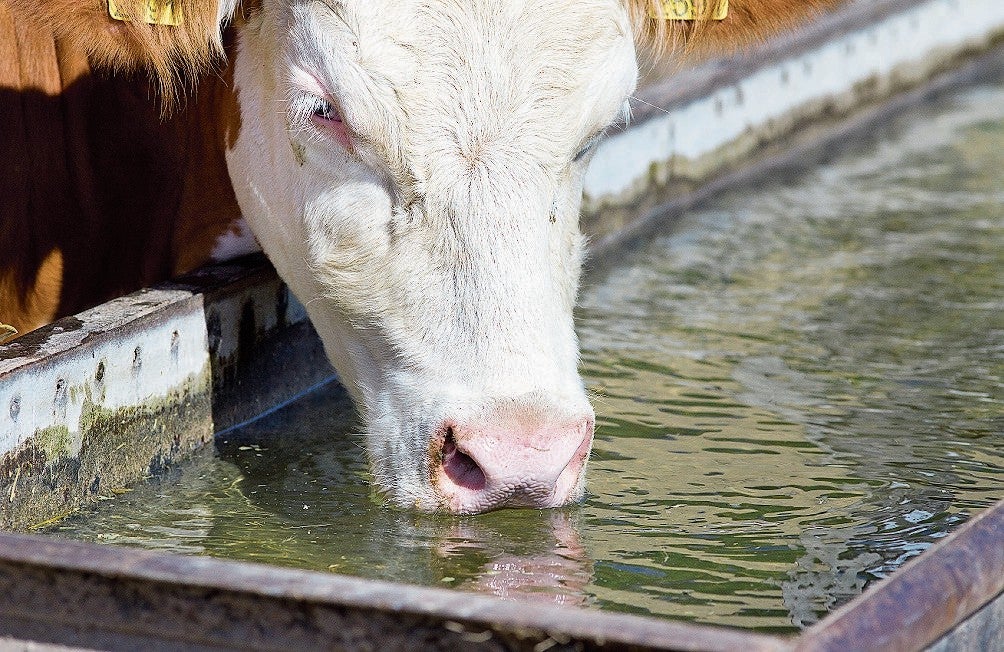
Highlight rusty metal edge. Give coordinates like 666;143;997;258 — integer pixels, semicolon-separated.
926;589;1004;651
0;531;790;652
795;499;1004;652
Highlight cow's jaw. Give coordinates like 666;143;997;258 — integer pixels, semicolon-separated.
226;0;637;513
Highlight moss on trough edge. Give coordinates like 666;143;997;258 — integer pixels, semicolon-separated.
0;371;212;531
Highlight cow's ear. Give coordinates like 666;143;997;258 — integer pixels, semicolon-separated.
8;0;240;102
626;0;847;59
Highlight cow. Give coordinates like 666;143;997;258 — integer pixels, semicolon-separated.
1;0;840;513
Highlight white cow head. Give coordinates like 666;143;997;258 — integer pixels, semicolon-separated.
225;0;638;513
217;0;837;512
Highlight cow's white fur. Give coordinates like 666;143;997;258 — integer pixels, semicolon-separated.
225;0;638;510
210;218;261;262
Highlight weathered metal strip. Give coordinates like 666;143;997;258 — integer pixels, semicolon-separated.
0;501;998;650
926;591;1004;652
0;532;789;652
796;499;1004;652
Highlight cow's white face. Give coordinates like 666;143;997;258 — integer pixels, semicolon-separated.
226;0;638;513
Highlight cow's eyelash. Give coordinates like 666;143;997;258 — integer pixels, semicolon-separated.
290;91;357;151
575;107;631;163
312;97;342;122
573;129;607;163
287;92;341;127
288;93;316;123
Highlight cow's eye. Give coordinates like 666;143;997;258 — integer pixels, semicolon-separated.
307;95;353;151
573;131;605;163
312;98;341;122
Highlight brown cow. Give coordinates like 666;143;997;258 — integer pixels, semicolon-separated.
1;0;841;512
1;0;244;335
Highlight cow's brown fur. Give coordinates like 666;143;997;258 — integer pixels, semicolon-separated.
0;0;843;337
3;0;227;101
0;0;241;334
628;0;846;59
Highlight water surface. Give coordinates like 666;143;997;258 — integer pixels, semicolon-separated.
52;82;1003;631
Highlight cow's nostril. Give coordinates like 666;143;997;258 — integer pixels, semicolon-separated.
441;428;487;491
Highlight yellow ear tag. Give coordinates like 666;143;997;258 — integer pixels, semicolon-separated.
0;323;17;344
108;0;182;26
649;0;729;20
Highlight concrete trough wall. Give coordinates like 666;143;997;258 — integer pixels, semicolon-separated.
1;0;1003;648
0;258;332;530
583;0;1004;251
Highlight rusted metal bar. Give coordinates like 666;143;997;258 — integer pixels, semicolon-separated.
927;591;1004;652
796;499;1004;652
0;532;789;652
1;501;998;650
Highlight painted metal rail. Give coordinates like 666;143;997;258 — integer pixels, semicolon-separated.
1;0;1002;649
583;0;1004;248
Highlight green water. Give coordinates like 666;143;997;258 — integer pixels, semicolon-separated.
52;82;1003;632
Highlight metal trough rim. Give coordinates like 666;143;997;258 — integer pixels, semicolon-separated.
0;499;999;650
0;532;785;652
798;498;1003;651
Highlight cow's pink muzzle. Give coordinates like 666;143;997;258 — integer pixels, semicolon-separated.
433;412;595;514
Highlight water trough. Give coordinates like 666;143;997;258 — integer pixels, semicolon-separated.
1;0;1002;649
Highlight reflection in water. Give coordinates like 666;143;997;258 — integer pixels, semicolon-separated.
53;82;1003;631
442;512;594;607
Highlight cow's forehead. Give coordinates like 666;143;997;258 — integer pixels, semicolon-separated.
287;0;636;179
310;0;631;56
404;3;632;118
